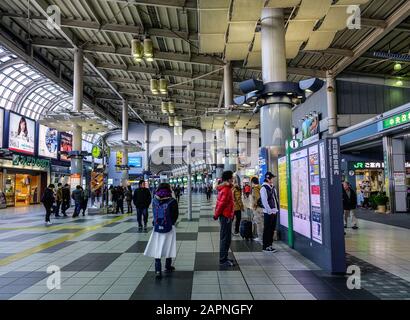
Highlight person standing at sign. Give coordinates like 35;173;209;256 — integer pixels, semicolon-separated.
342;182;358;230
260;172;279;253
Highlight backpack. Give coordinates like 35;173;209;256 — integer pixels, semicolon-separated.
257;185;273;209
153;198;174;233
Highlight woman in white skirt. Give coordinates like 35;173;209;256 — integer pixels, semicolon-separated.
144;183;179;278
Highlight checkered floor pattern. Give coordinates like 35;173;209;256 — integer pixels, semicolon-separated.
0;194;409;300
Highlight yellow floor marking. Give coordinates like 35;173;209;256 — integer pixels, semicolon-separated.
0;214;131;267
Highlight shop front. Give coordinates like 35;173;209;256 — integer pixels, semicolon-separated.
0;155;50;208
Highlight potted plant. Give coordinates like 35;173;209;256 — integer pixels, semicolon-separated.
374;193;389;213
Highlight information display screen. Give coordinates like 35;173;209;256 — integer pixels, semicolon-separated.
129;156;142;168
0;108;4;148
8;112;35;155
290;148;311;238
60;132;72;161
278;156;288;228
38;124;58;159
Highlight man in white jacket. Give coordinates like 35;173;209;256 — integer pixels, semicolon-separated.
260;172;279;252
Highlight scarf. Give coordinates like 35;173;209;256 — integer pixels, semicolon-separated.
155;188;172;199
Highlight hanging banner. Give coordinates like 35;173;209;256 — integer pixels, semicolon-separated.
278;156;288;228
309;144;322;244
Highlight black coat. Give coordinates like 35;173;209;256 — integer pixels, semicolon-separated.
342;187;357;210
133;188;152;209
41;188;55;207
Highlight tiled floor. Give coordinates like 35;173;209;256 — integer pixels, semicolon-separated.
0;195;409;300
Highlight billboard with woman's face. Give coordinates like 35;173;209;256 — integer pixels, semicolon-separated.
60;132;73;161
38;124;58;159
0;108;4;148
8;113;35;155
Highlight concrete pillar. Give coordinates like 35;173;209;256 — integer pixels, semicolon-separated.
215;129;225;179
260;7;292;175
121;100;129;187
224;122;237;172
144;124;150;180
187;143;192;220
224;61;233;108
326;71;338;135
71;48;84;186
383;136;407;213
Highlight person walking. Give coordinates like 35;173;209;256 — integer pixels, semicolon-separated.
260;172;279;253
233;177;244;235
81;187;89;216
41;184;55;225
133;180;152;231
174;185;181;202
125;186;133;213
71;185;84;218
206;184;212;201
213;171;235;267
361;180;371;209
251;177;263;243
144;183;179;278
55;183;63;217
343;181;358;229
61;184;70;217
115;186;125;214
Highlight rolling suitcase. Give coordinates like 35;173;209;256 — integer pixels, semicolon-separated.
240;220;253;240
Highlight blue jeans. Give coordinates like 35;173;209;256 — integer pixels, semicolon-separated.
219;216;232;264
73;202;82;217
137;208;148;227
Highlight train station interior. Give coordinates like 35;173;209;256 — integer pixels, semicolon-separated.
0;0;409;302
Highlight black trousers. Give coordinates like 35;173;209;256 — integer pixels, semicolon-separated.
61;200;69;215
219;216;232;264
44;205;53;222
126;200;133;213
263;213;277;249
116;200;124;214
234;210;242;234
136;208;148;227
206;193;211;200
155;258;172;272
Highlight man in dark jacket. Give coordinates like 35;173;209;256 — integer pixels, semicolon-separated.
115;186;125;215
71;185;84;218
42;184;55;225
342;181;358;229
133;180;152;231
61;184;70;217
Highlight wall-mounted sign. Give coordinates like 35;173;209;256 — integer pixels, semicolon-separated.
381;111;410;131
38;125;58;159
12;154;50;169
8;113;35;155
351;161;410;170
60;132;73;161
301;113;320;146
128;156;142;168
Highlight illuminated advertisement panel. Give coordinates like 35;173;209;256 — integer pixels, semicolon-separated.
8;112;35;155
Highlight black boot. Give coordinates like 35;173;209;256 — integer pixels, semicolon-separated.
155;259;162;278
165;258;175;273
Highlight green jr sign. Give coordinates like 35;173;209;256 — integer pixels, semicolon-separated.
12;155;50;169
382;111;410;130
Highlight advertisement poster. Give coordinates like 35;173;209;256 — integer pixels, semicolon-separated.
309;145;322;244
91;171;104;193
0;108;4;148
38;124;58;159
278;156;288;228
129;156;142;168
116;151;123;172
60;133;73;161
290;148;311;239
258;147;268;184
8;113;35;155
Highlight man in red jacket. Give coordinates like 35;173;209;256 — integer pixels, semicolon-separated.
214;171;235;267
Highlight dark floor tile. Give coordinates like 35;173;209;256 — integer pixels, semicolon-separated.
303;283;338;293
81;233;121;241
0;253;13;259
130;271;194;300
0;233;46;242
176;233;198;241
61;253;121;272
71;219;88;223
180;218;199;222
194;252;240;271
51;228;83;234
198;226;220;232
312;292;347;300
126;241;148;253
103;222;121;227
230;240;262;252
125;227;152;233
38;241;77;253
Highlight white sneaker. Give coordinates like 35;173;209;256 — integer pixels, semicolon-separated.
46;221;52;225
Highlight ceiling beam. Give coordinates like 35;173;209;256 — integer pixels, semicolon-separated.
361;18;388;29
302;48;354;57
0;13;198;41
101;0;197;9
332;1;410;76
30;38;223;66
